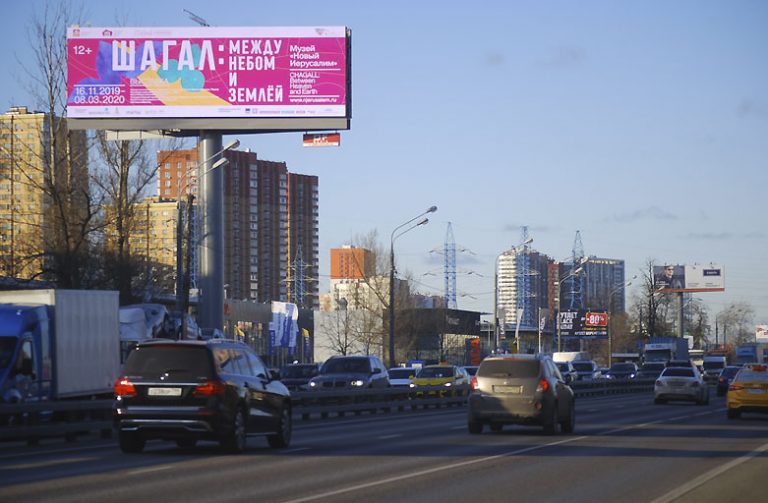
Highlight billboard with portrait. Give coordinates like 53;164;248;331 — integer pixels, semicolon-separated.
654;264;725;293
66;26;351;132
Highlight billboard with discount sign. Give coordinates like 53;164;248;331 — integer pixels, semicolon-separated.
558;310;609;339
66;26;351;132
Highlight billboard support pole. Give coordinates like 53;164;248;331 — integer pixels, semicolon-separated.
678;291;684;339
198;132;225;332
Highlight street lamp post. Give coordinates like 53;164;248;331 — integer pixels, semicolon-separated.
388;206;437;368
607;276;636;366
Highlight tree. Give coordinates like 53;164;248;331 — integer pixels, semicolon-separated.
714;302;755;348
7;1;100;288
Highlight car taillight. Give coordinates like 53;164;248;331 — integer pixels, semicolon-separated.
655;380;663;387
536;379;549;393
470;376;478;391
193;380;227;396
729;384;743;392
114;378;136;397
718;377;725;384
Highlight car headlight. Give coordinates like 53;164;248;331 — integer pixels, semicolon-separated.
309;381;317;388
444;382;452;387
350;379;365;387
409;383;416;388
630;373;636;378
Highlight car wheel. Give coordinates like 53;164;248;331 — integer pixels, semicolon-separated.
221;408;247;453
267;405;292;448
560;401;575;434
176;438;196;449
727;408;741;419
542;405;559;435
468;418;483;434
118;431;145;453
489;422;503;432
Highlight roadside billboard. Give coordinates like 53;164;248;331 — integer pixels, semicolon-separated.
66;26;351;132
757;325;768;342
558;310;608;339
653;264;725;293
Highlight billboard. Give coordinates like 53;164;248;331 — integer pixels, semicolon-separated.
757;325;768;342
558;310;608;339
654;264;725;293
66;26;351;132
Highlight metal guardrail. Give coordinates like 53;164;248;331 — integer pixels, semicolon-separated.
0;378;656;445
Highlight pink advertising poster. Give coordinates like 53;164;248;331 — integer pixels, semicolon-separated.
67;26;348;119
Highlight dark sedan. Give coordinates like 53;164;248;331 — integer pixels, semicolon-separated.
604;362;638;380
717;365;743;396
279;363;320;391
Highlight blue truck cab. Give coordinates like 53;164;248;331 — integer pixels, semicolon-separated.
0;305;52;403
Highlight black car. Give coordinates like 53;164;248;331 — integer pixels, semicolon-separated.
113;339;292;454
637;362;666;380
308;355;390;390
716;365;743;396
604;362;638;379
280;363;320;391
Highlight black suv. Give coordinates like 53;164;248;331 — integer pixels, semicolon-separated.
114;339;291;453
308;355;390;390
280;363;320;391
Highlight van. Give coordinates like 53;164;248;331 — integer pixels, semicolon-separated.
702;355;727;383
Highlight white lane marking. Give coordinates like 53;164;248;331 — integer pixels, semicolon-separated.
278;435;588;503
128;465;175;476
650;440;768;503
377;434;402;440
4;457;98;470
283;447;311;454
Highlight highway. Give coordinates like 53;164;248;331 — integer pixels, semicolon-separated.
0;392;766;502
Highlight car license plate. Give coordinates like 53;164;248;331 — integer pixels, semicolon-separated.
747;388;765;395
493;385;522;394
148;387;182;397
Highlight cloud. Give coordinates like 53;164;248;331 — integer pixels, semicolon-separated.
485;52;505;66
539;46;586;68
610;206;677;223
683;231;766;240
737;99;768;119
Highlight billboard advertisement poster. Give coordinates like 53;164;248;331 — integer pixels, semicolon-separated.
558;310;608;339
66;27;349;120
757;325;768;342
653;264;725;293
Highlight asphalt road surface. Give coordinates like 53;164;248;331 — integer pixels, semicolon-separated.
1;392;766;502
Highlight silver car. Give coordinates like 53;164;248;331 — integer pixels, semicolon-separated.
654;366;709;405
468;354;575;435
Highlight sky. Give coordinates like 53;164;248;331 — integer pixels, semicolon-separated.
2;0;767;327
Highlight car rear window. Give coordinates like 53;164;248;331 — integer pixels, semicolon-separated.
734;371;768;382
662;368;695;377
478;359;540;378
122;345;214;379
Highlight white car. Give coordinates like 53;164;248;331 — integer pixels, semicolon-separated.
654;366;709;405
387;367;417;387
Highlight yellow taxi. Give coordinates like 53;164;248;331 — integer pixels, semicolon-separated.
726;364;768;419
410;365;469;397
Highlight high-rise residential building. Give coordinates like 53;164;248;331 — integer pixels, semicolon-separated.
581;257;627;313
0;106;88;281
496;245;553;333
151;148;319;307
330;246;375;279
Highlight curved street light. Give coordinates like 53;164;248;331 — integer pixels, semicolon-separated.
389;206;437;367
607;276;636;366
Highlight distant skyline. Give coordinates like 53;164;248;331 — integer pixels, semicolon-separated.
1;0;766;327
